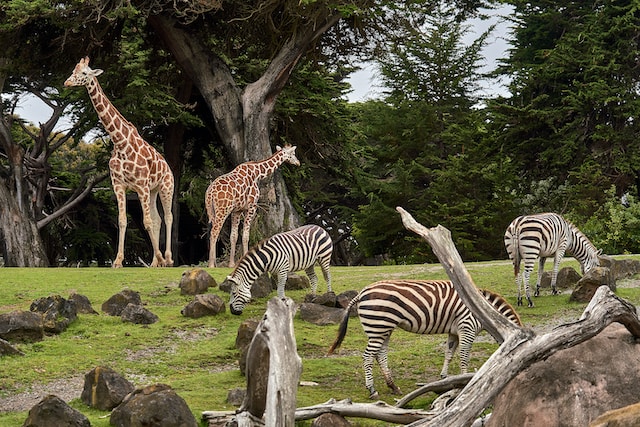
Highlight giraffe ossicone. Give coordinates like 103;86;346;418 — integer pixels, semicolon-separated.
205;145;300;268
65;57;175;268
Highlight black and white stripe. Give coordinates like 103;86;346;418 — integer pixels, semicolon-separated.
225;224;332;315
504;212;601;307
328;279;521;399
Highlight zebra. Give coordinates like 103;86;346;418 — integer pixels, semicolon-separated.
327;279;521;399
222;224;332;315
504;212;601;307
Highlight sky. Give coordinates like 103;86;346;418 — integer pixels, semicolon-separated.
12;5;514;132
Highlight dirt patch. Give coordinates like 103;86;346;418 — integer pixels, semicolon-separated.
0;375;84;413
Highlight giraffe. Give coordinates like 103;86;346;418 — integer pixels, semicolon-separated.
64;57;174;268
205;145;300;268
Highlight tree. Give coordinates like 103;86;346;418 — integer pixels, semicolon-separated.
351;2;512;262
490;0;640;218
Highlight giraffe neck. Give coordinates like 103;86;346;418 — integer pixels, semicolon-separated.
249;150;286;180
85;77;137;150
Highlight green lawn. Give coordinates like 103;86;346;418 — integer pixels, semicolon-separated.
1;257;639;426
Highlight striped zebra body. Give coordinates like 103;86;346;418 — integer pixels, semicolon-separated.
504;212;601;307
225;224;332;315
327;279;521;399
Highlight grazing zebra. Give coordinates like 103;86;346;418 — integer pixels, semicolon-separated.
327;279;521;399
504;212;601;307
223;224;332;315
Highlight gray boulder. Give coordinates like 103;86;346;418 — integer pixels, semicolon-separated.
312;413;352;427
570;267;616;303
0;311;44;343
102;289;142;316
81;366;135;411
22;394;90;427
181;294;225;318
298;303;345;325
69;292;98;315
0;337;24;356
599;256;640;280
30;295;77;334
110;383;197;427
488;324;640;427
179;268;216;295
540;266;582;290
120;303;158;325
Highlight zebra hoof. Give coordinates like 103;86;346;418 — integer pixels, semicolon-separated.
527;301;535;308
369;391;380;400
517;299;523;307
552;289;559;295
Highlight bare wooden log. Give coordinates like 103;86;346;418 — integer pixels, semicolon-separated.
395;373;475;408
395;206;640;427
294;398;436;423
236;297;302;426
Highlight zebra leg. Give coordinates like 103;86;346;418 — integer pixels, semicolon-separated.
523;267;535;307
534;257;546;297
440;334;459;378
457;328;477;374
275;269;288;299
362;341;380;399
376;335;401;395
305;266;319;295
515;272;523;306
551;248;565;295
319;255;332;293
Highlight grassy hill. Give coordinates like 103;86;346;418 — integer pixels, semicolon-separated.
1;257;639;426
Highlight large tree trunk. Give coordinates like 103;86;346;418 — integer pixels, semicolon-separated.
148;13;340;239
0;182;48;266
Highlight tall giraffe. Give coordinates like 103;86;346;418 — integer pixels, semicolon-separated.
64;57;174;268
205;145;300;268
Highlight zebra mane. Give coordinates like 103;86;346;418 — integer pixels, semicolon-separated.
480;288;522;327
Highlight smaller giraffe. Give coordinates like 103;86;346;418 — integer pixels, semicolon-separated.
205;145;300;268
64;57;174;268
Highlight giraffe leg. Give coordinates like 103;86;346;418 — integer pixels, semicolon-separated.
159;183;174;267
140;190;165;267
228;212;242;268
241;205;257;262
113;185;127;268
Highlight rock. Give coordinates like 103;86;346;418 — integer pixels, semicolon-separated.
312;413;352;426
102;290;142;316
22;394;90;427
235;318;259;376
540;266;582;290
226;388;246;406
179;268;216;295
281;272;311;291
487;324;640;427
30;295;77;334
298;303;345;325
110;383;197;427
600;256;640;281
590;401;640;427
120;303;158;325
81;366;135;411
219;273;272;299
0;311;44;343
181;294;226;318
305;291;337;307
0;337;24;356
570;267;615;303
336;290;358;312
69;292;98;315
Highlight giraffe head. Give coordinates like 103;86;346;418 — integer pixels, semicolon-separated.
64;57;104;87
276;144;300;166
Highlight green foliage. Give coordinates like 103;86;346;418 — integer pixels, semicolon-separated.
581;186;640;255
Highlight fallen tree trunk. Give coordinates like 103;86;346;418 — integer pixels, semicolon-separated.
396;206;640;427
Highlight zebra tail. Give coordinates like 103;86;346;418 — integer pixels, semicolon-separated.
327;295;358;355
512;231;521;276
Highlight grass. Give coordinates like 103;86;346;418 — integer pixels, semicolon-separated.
1;256;639;427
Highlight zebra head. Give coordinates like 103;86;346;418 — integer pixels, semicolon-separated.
582;248;602;275
227;275;251;315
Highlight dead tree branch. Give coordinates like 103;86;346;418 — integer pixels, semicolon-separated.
395;206;640;426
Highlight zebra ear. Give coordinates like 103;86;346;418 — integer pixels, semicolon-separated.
226;275;238;285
